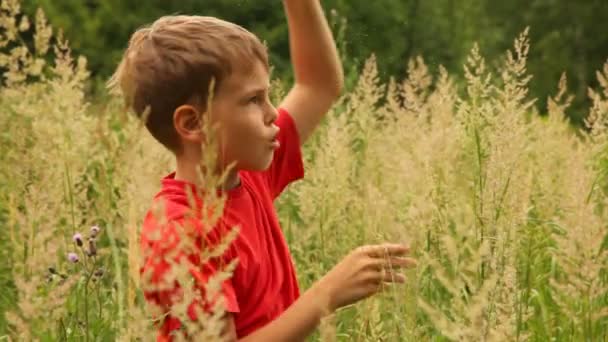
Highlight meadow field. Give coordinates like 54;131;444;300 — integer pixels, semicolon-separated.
1;2;608;341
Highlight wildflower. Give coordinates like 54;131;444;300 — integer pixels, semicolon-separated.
90;225;100;237
87;238;97;257
73;232;83;247
94;268;104;278
68;252;79;263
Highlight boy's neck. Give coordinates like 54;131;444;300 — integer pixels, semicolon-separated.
174;157;241;191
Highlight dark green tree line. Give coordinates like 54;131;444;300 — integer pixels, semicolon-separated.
22;0;608;123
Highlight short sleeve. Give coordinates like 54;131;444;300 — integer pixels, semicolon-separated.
265;108;304;198
140;216;239;336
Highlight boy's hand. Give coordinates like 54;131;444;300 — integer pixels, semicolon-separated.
238;243;415;341
315;244;417;312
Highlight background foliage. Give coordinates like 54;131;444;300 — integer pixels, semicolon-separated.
2;0;608;341
21;0;608;124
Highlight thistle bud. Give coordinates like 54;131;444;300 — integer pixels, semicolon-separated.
90;225;100;237
87;238;97;257
73;233;83;247
94;268;104;277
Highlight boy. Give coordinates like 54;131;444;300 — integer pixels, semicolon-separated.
110;1;416;341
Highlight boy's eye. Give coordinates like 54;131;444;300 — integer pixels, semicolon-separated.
249;95;261;104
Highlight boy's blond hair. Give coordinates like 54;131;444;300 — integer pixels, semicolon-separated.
109;15;269;153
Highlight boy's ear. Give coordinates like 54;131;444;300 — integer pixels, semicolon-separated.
173;104;203;143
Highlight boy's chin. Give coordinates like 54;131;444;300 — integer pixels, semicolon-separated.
258;155;275;171
254;159;273;171
238;157;273;172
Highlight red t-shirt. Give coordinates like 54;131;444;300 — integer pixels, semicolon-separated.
140;109;304;341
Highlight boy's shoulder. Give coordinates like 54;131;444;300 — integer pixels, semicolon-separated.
141;171;269;234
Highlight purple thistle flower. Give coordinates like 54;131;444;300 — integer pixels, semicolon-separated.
90;225;100;237
68;252;79;263
73;233;83;247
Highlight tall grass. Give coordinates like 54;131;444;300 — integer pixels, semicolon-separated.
1;1;608;341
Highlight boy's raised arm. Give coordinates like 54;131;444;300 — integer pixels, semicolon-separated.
279;0;344;144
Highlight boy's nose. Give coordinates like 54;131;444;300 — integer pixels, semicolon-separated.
266;105;278;124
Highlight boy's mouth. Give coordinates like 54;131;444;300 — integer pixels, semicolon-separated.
269;126;280;150
270;136;280;150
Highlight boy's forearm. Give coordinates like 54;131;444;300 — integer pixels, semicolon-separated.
239;283;331;342
282;0;344;94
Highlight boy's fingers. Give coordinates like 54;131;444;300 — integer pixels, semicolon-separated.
366;257;417;270
366;272;406;294
362;243;410;257
378;277;406;294
386;257;417;269
375;271;405;284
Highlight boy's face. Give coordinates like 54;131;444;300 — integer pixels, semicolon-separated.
211;60;279;172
